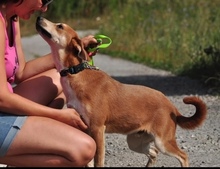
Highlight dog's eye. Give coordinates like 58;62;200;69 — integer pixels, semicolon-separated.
57;24;64;29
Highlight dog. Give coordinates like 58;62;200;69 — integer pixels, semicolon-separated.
36;16;207;167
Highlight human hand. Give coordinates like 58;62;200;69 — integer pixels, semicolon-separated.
59;108;88;131
82;35;101;57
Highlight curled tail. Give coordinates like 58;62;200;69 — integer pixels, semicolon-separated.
176;96;207;130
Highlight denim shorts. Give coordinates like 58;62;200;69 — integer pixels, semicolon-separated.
0;112;27;157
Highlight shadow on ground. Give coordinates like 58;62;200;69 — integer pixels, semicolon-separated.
112;75;208;96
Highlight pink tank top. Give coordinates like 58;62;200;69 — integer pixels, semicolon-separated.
0;12;19;93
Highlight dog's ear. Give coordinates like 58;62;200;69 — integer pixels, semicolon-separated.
79;42;90;61
71;38;89;61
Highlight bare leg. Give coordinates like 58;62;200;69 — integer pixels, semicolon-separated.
6;69;96;167
48;92;66;109
0;116;96;167
13;69;65;108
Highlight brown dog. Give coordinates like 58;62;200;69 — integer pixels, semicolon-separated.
36;16;207;167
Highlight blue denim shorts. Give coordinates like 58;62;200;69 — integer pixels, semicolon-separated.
0;112;27;157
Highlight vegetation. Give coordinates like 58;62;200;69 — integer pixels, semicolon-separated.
20;0;220;94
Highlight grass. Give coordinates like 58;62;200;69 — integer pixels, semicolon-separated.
20;15;101;37
96;0;220;95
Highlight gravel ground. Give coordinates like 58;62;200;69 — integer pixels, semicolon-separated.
1;31;219;167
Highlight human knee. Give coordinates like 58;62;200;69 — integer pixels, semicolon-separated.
48;94;65;109
79;137;96;164
69;136;96;166
50;69;63;91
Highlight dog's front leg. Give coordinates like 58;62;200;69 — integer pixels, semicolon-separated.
91;125;106;167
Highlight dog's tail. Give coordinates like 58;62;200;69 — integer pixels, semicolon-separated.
176;96;207;130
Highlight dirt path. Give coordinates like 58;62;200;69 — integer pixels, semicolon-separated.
11;33;220;167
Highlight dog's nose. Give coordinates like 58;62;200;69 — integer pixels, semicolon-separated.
36;16;44;31
37;16;43;23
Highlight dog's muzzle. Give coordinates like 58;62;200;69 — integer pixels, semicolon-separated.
36;16;52;39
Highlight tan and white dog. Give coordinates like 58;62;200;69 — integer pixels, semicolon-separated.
36;16;207;167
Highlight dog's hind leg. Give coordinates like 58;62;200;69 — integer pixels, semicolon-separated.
154;137;189;167
127;131;158;167
145;145;159;167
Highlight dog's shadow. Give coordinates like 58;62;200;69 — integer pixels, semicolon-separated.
112;75;208;96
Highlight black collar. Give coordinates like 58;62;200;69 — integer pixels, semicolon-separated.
60;62;99;77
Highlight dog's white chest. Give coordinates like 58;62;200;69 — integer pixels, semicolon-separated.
61;77;90;126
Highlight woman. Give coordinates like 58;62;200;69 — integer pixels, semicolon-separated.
0;0;98;167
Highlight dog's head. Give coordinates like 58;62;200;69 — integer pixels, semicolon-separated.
36;16;89;66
